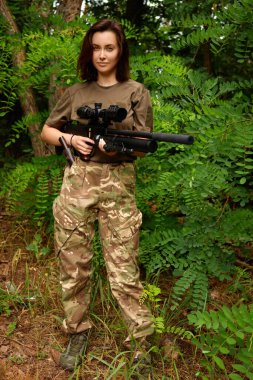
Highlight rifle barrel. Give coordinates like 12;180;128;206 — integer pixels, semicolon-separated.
106;129;194;145
105;136;158;153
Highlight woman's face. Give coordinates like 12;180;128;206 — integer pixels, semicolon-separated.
91;31;120;78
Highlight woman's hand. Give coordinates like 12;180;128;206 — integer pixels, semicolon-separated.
71;135;95;157
98;138;117;156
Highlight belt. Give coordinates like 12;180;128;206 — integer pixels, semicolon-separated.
78;156;135;164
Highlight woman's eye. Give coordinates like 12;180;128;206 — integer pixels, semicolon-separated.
92;46;115;52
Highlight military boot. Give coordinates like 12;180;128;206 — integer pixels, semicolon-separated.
132;351;154;379
59;331;89;371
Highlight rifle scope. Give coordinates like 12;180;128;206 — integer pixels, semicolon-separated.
77;103;127;123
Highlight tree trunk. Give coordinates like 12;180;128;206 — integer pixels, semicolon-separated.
125;0;145;27
57;0;83;22
202;25;212;75
0;0;46;156
202;40;212;75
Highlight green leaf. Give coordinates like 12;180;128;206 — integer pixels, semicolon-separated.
214;355;225;370
229;374;244;380
219;346;230;354
235;331;245;340
244;326;253;333
226;337;237;345
232;364;249;374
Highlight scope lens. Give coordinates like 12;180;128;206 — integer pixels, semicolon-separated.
113;107;127;122
77;106;95;119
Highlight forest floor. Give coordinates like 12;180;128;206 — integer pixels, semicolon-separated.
0;211;250;380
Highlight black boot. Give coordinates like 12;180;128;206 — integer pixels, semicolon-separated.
59;332;89;371
132;351;154;379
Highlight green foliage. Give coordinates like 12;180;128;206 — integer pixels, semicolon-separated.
133;52;253;311
1;51;253;313
140;284;165;333
5;111;48;147
0;155;64;228
26;233;50;260
140;284;194;338
172;23;234;53
0;3;252;316
188;304;253;379
140;284;162;309
0;3;253;377
91;223;105;280
166;325;194;341
0;286;25;317
227;268;253;301
160;0;253;79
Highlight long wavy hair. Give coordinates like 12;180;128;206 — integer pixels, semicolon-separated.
77;19;130;82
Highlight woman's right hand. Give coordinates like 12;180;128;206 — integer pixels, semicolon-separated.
40;124;95;159
71;135;95;157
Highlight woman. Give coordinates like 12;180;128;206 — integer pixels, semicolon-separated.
41;19;154;372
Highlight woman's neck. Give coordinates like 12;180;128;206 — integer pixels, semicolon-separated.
96;74;118;87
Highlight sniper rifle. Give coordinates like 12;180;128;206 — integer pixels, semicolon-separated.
58;103;194;166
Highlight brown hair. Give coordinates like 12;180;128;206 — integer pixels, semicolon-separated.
77;19;130;82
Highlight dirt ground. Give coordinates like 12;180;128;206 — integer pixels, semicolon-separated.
0;211;246;380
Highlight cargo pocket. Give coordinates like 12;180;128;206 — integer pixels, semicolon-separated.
109;206;142;244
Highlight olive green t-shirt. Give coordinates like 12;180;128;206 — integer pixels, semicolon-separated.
46;80;153;163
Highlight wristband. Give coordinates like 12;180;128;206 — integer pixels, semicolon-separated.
70;134;75;147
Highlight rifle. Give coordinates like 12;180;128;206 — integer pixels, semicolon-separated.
58;103;194;166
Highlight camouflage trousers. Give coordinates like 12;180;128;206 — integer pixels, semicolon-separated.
53;158;154;346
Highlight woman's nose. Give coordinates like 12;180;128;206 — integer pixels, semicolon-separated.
99;49;106;59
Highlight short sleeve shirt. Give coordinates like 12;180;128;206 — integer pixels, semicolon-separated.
45;80;153;162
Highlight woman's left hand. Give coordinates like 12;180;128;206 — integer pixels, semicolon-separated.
98;138;117;156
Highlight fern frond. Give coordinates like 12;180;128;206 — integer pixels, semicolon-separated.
166;325;194;341
1;155;64;227
139;228;182;274
188;303;253;378
171;24;234;51
2;163;36;213
33;172;51;221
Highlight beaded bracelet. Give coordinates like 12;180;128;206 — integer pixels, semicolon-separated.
70;134;75;147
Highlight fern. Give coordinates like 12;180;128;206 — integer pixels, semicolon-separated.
33;172;51;221
49;166;64;200
139;228;182;274
172;24;234;52
227;268;253;301
5;111;48;147
1;163;36;213
166;325;194;341
171;267;209;311
1;155;64;226
188;304;253;379
165;0;253;83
